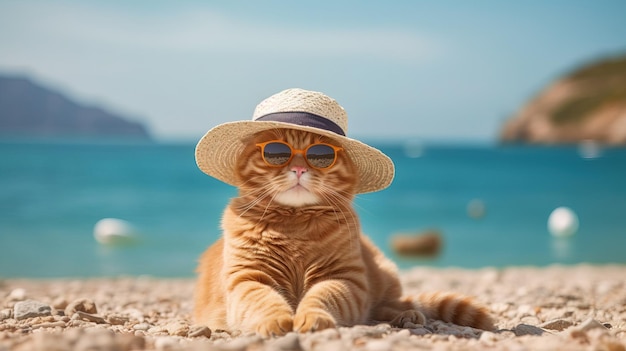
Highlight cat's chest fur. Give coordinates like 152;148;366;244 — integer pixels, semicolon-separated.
221;204;365;306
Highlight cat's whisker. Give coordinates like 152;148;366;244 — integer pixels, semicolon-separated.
236;175;276;189
258;191;279;224
317;192;343;225
316;189;354;231
317;191;360;253
235;186;277;217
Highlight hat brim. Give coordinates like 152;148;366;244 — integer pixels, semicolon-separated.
195;120;395;194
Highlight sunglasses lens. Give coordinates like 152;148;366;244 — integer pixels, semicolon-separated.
262;142;292;166
306;144;336;169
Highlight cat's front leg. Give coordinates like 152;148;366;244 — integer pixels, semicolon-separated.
294;279;367;332
227;280;294;337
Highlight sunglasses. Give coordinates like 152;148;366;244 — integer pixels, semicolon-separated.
255;140;344;170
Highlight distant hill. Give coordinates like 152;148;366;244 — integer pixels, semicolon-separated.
0;75;151;139
500;53;626;145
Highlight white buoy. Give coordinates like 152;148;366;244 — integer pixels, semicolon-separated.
94;218;138;245
578;139;601;159
404;139;424;158
467;199;486;219
548;207;579;237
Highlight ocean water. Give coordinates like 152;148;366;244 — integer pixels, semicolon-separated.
1;140;625;278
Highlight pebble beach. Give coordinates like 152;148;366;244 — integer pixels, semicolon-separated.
1;264;624;351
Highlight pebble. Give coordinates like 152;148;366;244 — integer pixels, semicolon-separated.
539;319;574;331
479;331;497;343
0;309;12;321
218;337;258;351
31;321;67;329
165;321;189;336
1;266;625;351
52;297;69;310
148;326;167;334
188;325;212;338
409;327;431;336
8;288;27;301
65;298;98;316
73;311;106;324
124;308;145;322
13;300;52;320
389;329;410;339
119;335;146;351
68;319;88;327
513;324;545;336
133;323;151;331
107;315;129;326
573;318;608;332
73;330;116;351
154;337;179;350
317;339;346;351
271;332;302;351
365;339;392;351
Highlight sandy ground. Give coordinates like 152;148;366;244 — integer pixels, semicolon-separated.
1;264;625;351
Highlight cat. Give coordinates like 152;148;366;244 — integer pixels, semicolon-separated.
194;128;495;337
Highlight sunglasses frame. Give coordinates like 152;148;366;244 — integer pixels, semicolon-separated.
255;140;344;170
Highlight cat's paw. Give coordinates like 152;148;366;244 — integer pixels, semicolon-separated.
390;310;427;328
255;315;293;338
294;308;336;333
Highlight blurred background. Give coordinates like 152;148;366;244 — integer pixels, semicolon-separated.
1;1;625;277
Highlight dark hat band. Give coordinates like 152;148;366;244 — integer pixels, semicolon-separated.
255;112;346;136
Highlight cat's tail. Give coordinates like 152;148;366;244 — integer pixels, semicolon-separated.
404;292;495;331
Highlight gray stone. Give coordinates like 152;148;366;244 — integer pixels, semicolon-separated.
13;300;52;320
409;327;432;336
513;323;545;336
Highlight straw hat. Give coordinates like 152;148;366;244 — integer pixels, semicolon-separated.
195;88;394;194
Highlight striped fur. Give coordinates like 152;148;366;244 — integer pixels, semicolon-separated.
194;130;495;337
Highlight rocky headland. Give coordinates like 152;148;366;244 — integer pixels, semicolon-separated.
0;75;150;139
500;53;626;145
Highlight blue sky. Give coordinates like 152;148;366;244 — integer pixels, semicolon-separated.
1;1;625;142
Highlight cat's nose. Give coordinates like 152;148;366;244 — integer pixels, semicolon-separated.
291;166;308;178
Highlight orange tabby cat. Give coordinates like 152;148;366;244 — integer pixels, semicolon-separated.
194;129;495;337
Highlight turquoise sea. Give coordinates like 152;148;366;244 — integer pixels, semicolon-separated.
1;140;625;278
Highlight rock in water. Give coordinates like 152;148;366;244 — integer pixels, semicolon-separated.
93;218;138;245
391;230;443;257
